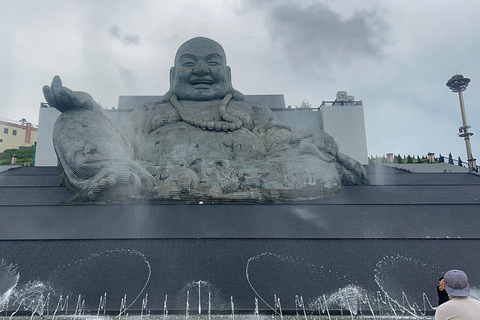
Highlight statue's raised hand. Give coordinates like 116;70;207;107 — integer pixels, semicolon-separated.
43;75;101;113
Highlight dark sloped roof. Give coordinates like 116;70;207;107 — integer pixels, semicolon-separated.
1;165;479;240
1;164;480;315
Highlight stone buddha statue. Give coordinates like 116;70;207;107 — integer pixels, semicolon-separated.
43;36;368;203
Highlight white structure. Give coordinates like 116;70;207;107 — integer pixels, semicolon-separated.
320;91;369;165
35;103;60;166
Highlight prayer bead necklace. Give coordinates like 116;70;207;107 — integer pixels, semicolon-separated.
170;93;243;132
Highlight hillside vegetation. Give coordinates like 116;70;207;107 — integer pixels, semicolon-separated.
0;146;35;166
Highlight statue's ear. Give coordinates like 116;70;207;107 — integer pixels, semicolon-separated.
226;66;232;86
226;66;244;101
161;67;176;103
169;67;175;85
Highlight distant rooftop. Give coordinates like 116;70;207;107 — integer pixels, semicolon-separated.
383;163;472;173
0;117;37;128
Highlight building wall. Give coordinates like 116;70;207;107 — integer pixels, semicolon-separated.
35;106;61;166
320;102;369;165
0;119;38;153
272;108;323;132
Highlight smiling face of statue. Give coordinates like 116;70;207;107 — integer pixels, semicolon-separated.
171;37;232;101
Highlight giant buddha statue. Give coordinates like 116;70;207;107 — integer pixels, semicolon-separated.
43;37;368;203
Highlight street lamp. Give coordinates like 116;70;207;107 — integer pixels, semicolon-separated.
446;74;477;171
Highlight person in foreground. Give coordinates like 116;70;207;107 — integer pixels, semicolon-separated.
434;269;480;320
43;37;368;203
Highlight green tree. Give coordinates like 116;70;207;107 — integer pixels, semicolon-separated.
439;154;445;163
448;153;454;165
458;157;463;167
298;99;312;108
407;155;413;163
417;156;422;163
397;154;403;164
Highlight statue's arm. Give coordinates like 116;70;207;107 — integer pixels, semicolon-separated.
253;106;368;185
250;106;292;150
43;75;107;117
121;104;154;154
285;129;369;185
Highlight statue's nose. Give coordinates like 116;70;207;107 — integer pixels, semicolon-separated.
192;62;209;75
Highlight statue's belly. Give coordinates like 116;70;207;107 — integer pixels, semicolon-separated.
136;122;267;166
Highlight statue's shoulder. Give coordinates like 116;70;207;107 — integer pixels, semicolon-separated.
125;101;165;123
128;101;173;116
144;101;172;110
229;100;280;124
229;100;275;113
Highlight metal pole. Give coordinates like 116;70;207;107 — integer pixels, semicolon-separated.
457;91;474;163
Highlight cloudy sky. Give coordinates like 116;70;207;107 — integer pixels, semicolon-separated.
1;0;480;160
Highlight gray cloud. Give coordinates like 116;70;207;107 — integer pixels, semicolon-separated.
118;67;138;92
108;25;140;46
241;1;389;68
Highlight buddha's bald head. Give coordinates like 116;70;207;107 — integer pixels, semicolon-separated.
165;37;243;101
174;37;227;67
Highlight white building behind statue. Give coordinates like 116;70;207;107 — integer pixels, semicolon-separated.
35;91;369;166
35;103;60;166
320;91;369;165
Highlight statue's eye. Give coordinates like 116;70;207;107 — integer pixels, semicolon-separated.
181;61;195;67
206;55;222;66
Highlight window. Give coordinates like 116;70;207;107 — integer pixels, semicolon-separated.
0;139;3;142
12;130;17;136
3;128;7;134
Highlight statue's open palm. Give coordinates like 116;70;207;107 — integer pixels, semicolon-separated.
43;75;100;113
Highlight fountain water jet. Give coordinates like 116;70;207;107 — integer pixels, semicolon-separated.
97;293;107;317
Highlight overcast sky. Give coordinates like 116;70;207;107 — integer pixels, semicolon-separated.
1;0;480;160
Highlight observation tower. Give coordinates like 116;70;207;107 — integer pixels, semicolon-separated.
446;74;477;171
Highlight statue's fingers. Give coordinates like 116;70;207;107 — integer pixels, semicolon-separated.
51;76;76;111
84;99;95;110
51;75;63;88
69;94;83;109
42;85;61;111
72;93;95;110
59;88;73;109
51;78;64;104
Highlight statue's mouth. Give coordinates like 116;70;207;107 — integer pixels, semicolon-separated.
189;78;214;87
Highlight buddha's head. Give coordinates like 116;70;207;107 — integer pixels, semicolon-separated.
164;37;243;101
